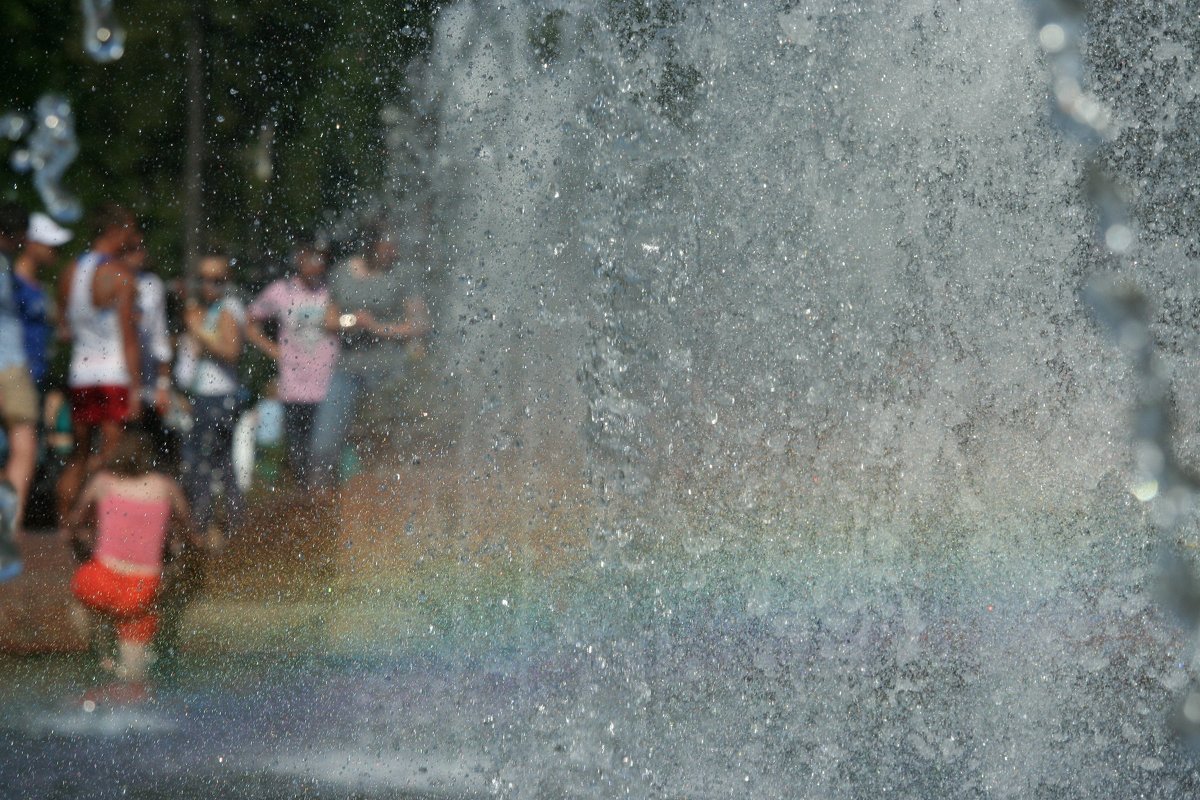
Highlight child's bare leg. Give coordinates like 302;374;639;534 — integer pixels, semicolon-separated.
116;640;149;682
114;612;157;682
68;602;120;676
68;600;94;641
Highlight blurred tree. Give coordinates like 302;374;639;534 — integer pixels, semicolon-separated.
0;0;439;282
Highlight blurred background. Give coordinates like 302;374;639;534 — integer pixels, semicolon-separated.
1;1;439;277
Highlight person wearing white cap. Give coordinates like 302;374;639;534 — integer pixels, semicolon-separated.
14;211;72;391
26;212;72;248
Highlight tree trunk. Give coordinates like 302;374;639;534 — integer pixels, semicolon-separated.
182;2;206;289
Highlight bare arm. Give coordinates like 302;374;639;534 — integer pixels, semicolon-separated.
245;319;280;361
377;295;433;341
56;263;74;341
325;290;430;342
326;299;391;344
246;286;280;359
113;271;143;417
323;299;344;334
64;476;103;544
153;361;171;413
192;307;242;364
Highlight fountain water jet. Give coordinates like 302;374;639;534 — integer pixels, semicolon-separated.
326;1;1200;796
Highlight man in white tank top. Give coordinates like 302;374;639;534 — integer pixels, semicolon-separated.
56;203;143;520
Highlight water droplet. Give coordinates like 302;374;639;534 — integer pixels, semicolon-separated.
80;0;126;63
1038;23;1067;53
1184;692;1200;722
1130;479;1158;503
10;95;81;223
0;113;29;141
1105;223;1134;253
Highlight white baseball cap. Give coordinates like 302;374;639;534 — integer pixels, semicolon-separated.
27;212;72;247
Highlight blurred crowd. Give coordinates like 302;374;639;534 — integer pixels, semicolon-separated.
0;201;431;680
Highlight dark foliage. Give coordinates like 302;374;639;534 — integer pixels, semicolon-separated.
0;0;439;279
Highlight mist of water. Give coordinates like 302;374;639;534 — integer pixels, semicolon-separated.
80;0;126;64
398;1;1200;796
9;95;81;224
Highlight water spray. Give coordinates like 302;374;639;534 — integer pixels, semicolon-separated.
1029;0;1200;745
80;0;126;63
6;95;82;224
2;0;125;221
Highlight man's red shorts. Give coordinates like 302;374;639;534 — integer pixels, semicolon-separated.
70;385;130;426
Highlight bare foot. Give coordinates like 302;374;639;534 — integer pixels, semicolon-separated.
98;656;125;679
67;602;92;640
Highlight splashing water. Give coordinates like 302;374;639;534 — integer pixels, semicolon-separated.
0;112;29;142
1030;0;1200;745
80;0;126;63
412;1;1200;796
6;2;1200;798
10;95;81;224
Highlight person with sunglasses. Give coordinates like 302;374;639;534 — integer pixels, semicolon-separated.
175;255;245;549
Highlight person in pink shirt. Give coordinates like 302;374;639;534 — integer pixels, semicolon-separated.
246;243;338;488
66;432;197;682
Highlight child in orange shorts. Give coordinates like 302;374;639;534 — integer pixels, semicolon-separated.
66;432;197;681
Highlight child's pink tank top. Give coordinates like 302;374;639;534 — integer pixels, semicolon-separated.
93;493;171;570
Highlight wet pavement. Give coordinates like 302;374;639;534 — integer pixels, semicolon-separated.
0;654;494;800
0;562;1194;800
2;486;1198;798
